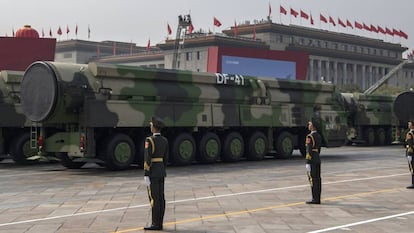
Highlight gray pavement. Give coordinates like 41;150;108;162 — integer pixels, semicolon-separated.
0;145;413;233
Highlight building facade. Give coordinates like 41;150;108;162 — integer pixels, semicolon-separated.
55;21;414;91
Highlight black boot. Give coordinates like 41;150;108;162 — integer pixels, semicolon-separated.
144;225;162;230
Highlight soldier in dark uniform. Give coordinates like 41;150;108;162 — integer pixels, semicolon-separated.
405;120;414;189
305;120;322;204
144;116;169;230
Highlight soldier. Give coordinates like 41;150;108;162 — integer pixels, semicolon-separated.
305;119;322;204
144;116;169;230
405;120;414;189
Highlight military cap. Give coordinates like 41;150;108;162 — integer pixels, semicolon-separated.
310;117;322;131
151;116;165;129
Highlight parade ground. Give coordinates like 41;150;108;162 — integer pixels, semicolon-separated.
0;145;412;233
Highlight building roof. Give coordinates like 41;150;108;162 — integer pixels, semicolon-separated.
223;21;407;52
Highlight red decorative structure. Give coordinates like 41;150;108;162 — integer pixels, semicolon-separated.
15;25;40;38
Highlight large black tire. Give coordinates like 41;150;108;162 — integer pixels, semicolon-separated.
364;128;375;146
246;131;267;161
375;128;386;146
275;131;294;158
171;133;195;165
197;132;220;163
57;152;86;169
105;134;135;171
221;132;244;162
9;132;38;164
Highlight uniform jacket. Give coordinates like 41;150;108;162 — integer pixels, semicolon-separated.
406;129;414;156
305;131;322;164
144;134;169;178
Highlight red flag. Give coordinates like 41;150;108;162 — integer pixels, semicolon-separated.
280;5;287;15
268;3;272;17
377;25;385;34
66;25;70;34
338;18;346;27
75;24;78;35
363;23;371;31
392;29;401;37
146;39;151;52
290;8;298;18
346;19;353;29
399;29;408;39
385;27;393;36
253;24;256;39
57;26;62;35
329;16;336;26
355;21;363;29
370;25;378;33
213;17;222;27
233;21;238;36
167;23;172;35
320;14;327;23
49;27;52;37
310;14;314;25
188;23;194;34
300;10;309;20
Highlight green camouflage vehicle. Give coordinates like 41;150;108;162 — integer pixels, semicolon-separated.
0;70;37;164
20;62;349;170
393;91;414;142
339;92;399;146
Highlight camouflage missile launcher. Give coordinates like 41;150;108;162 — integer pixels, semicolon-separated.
0;70;37;163
21;61;348;170
340;92;399;146
393;91;414;143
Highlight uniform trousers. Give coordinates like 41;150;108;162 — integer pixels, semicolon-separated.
308;163;321;202
147;177;165;227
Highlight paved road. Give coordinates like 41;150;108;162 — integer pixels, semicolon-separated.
0;145;412;233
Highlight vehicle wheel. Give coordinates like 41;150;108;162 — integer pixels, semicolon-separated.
375;128;386;146
275;131;294;158
9;132;38;164
171;133;195;165
221;132;244;162
105;134;135;170
364;128;375;146
197;132;220;163
246;131;267;161
57;152;86;169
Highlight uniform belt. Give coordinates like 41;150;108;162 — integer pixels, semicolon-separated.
312;149;319;152
151;158;163;162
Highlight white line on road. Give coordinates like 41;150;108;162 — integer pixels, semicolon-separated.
308;210;414;233
0;172;407;227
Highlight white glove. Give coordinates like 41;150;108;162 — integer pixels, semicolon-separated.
306;164;311;172
144;176;151;186
408;155;413;162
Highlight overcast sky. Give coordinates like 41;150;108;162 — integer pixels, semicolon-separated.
1;0;413;56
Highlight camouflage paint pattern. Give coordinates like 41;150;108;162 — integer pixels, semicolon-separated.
0;70;38;163
18;61;396;169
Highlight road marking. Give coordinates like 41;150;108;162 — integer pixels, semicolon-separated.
112;188;403;233
0;173;407;228
308;210;414;233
